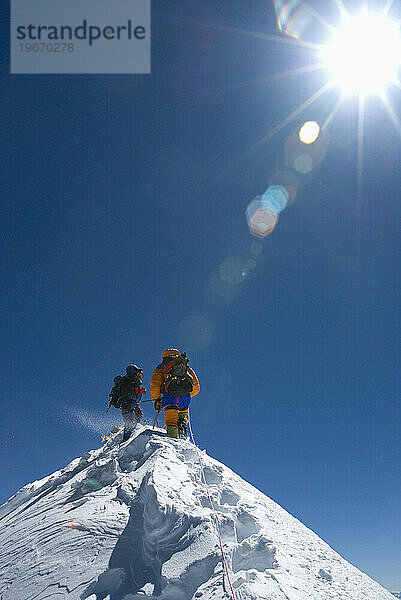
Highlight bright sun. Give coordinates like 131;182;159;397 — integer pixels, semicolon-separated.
322;13;401;95
237;2;401;193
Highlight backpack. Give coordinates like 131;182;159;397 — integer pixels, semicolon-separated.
109;376;124;409
161;352;194;397
109;375;136;409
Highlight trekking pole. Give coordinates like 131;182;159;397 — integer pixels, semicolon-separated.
153;414;159;428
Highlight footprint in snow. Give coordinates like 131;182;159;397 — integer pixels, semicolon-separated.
235;510;260;542
202;466;223;485
220;488;240;506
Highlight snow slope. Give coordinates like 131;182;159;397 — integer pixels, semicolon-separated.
0;426;394;600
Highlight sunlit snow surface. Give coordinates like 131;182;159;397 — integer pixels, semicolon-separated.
0;426;394;600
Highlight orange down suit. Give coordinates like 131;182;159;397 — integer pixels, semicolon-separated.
150;349;200;429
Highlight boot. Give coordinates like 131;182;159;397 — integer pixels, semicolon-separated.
166;425;179;438
122;426;132;442
177;418;187;439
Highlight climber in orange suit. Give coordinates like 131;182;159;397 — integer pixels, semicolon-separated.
150;348;200;439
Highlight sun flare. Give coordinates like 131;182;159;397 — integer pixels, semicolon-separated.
321;13;401;95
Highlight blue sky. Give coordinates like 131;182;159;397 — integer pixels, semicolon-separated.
1;0;400;592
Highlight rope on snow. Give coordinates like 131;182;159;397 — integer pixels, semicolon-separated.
188;413;237;600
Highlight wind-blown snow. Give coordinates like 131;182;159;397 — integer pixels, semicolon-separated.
0;426;394;600
63;405;118;435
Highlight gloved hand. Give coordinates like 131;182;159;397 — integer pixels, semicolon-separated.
154;399;162;413
134;404;143;422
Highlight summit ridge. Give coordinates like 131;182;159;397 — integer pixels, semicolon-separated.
0;426;394;600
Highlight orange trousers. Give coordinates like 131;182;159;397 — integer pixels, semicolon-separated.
164;407;189;428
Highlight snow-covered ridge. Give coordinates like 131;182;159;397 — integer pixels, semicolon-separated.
0;426;394;599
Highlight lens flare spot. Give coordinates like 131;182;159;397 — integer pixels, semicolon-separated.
177;315;213;350
261;185;289;214
245;258;257;272
250;241;263;255
294;153;314;174
285;126;329;173
208;272;240;306
219;256;248;285
274;0;313;39
299;120;320;144
246;196;279;238
269;169;300;207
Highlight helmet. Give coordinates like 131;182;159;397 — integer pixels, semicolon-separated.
162;348;180;360
126;365;143;378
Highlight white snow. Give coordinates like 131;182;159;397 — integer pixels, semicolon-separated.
0;425;395;600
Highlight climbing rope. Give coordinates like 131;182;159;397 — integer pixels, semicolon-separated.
188;414;237;600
